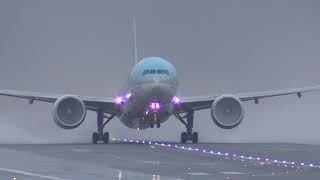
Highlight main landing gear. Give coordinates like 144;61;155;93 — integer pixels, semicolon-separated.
175;111;198;144
92;110;116;144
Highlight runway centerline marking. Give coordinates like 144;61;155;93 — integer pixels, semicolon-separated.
0;167;68;180
185;172;211;176
72;148;93;152
219;171;247;175
143;160;160;165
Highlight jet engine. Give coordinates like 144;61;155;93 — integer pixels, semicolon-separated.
53;95;86;129
210;95;244;129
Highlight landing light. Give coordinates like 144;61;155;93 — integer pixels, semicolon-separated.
115;96;123;105
115;138;320;170
172;96;181;104
125;93;132;99
150;102;161;111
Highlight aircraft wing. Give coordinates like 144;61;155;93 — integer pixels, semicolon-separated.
174;85;320;114
0;89;119;113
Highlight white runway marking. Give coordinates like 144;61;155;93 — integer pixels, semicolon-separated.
219;171;247;175
185;172;211;176
72;148;93;152
106;154;121;159
0;167;68;180
143;161;160;165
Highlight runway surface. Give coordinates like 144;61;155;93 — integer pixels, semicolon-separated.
0;141;320;180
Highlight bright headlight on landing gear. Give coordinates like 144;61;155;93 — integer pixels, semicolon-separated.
149;101;161;112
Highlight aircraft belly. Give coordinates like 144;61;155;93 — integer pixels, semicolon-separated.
119;84;174;130
120;112;170;130
120;96;172;129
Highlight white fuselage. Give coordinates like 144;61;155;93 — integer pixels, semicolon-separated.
117;57;179;129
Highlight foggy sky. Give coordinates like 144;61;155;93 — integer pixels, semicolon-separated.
0;0;320;144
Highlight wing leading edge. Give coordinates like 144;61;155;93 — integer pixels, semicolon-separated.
174;85;320;114
1;85;320;115
0;89;119;113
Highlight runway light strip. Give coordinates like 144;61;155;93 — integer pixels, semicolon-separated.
111;138;320;169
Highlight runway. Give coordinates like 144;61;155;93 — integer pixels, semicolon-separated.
0;141;320;180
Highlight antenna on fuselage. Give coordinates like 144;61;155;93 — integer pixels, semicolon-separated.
133;16;138;65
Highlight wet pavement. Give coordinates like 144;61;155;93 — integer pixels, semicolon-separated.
0;141;319;180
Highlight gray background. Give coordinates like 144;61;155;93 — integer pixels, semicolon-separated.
0;0;319;144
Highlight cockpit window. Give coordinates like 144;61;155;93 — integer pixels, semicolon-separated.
142;69;169;76
142;70;149;75
157;69;169;75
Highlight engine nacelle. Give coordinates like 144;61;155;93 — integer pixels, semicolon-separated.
210;95;244;129
53;95;86;129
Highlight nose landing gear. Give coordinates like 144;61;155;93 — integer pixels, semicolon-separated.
175;111;198;143
149;113;161;128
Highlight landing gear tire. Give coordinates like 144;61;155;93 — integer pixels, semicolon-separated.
175;111;199;144
156;122;160;128
92;132;99;144
94;111;116;144
103;132;109;144
181;132;187;143
150;123;154;128
192;132;198;144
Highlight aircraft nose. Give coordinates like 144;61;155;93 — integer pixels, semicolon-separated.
148;83;174;98
150;84;162;94
153;78;160;83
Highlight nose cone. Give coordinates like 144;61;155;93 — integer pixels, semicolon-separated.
132;82;176;105
149;83;173;98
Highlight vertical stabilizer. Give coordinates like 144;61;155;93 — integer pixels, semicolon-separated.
133;17;138;65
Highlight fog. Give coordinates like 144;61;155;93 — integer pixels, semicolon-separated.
0;0;320;144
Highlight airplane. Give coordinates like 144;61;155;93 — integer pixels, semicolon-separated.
1;20;320;144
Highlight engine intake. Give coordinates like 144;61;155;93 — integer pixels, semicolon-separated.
210;95;244;129
53;95;86;129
